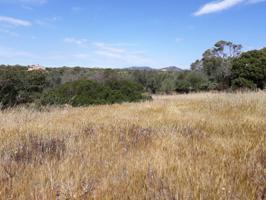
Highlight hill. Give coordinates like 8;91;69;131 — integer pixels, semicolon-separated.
126;66;184;72
125;66;156;71
160;66;183;72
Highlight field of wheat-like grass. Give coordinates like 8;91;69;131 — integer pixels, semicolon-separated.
0;92;265;199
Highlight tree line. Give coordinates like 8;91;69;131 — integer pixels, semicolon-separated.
191;40;266;90
0;40;265;109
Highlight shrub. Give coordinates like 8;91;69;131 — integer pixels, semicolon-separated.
231;48;266;89
40;79;151;106
186;71;209;91
2;135;66;165
0;68;47;109
175;80;191;93
232;77;256;90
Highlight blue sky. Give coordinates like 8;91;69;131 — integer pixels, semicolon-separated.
0;0;265;69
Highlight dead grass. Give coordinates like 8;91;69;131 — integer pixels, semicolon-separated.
0;92;265;199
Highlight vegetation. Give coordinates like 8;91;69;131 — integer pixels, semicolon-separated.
0;92;265;199
191;41;266;91
231;48;266;89
191;40;242;90
0;41;265;109
0;41;265;199
0;67;47;109
40;79;150;106
0;67;151;109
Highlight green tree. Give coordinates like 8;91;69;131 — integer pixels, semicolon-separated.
40;79;150;107
186;71;209;91
0;68;47;109
160;78;176;94
231;48;266;89
175;80;191;93
191;40;242;90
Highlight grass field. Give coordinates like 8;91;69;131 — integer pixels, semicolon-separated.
0;92;265;199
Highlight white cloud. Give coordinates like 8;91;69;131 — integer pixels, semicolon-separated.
108;42;138;47
194;0;265;16
35;17;59;28
93;42;125;54
21;5;33;10
93;42;151;64
0;16;31;27
194;0;244;16
62;38;153;66
64;37;89;47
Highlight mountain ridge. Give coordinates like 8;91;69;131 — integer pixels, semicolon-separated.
125;66;183;72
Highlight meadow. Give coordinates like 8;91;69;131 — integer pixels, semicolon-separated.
0;92;265;199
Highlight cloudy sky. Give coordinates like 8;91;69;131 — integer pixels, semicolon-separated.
0;0;265;68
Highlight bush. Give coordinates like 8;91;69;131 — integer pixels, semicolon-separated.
40;79;151;106
175;80;191;93
232;48;266;89
160;79;176;94
186;71;209;91
231;77;256;90
0;68;47;109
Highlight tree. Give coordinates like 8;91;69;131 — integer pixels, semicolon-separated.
191;59;202;71
186;71;209;91
191;40;242;89
231;48;266;89
231;78;256;90
175;80;191;93
160;78;176;94
40;79;150;107
0;68;47;109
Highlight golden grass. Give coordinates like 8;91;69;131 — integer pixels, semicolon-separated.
0;92;265;199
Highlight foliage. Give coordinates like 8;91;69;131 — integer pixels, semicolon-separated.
0;67;47;109
191;40;242;90
131;70;179;94
1;43;266;109
231;77;256;90
232;48;266;89
175;80;191;93
159;78;176;94
186;71;209;91
40;79;150;106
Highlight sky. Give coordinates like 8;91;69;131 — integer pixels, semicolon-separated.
0;0;265;69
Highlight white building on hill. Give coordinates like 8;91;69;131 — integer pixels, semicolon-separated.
28;64;46;71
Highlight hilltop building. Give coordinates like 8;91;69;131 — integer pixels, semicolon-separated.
27;64;46;71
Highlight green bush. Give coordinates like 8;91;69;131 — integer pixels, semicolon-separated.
0;68;47;109
175;80;191;93
186;71;209;91
232;48;266;89
231;77;256;90
40;79;151;106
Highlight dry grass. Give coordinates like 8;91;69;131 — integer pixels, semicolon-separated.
0;92;265;199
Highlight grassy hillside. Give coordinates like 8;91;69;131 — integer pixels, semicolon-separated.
0;92;265;199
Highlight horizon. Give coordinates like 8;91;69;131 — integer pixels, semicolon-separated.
0;0;266;69
1;63;186;70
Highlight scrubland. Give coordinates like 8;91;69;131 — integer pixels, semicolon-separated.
0;92;265;199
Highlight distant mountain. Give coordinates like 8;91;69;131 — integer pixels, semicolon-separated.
126;66;155;71
160;66;183;72
126;66;184;72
